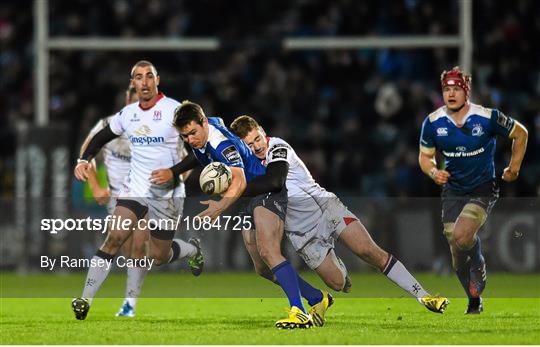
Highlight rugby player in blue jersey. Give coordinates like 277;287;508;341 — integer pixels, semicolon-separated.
419;66;528;314
151;101;320;328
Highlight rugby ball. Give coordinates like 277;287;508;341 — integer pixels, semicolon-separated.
199;162;232;195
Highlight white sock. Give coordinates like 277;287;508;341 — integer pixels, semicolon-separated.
383;255;429;299
169;239;197;263
124;266;148;309
81;254;114;304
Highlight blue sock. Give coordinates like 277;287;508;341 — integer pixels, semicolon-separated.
297;274;323;306
455;264;473;298
271;260;307;313
467;236;484;267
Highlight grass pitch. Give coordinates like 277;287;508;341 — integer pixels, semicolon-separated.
1;272;539;344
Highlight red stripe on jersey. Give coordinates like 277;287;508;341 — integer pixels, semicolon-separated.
343;217;357;226
138;92;165;111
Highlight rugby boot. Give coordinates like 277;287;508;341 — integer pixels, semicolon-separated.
421;294;449;313
275;306;313;329
72;298;90;320
187;237;204;276
309;291;334;327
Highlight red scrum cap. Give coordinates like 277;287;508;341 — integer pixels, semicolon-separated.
441;66;472;98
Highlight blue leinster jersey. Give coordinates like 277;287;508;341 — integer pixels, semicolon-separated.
192;117;266;182
420;103;515;192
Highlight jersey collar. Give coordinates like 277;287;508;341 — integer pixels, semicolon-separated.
443;103;474;127
138;92;164;111
197;123;217;154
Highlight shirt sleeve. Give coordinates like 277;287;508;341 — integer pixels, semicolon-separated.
108;109;127;136
419;118;436;155
88;119;107;139
266;142;293;165
214;141;244;168
490;109;516;138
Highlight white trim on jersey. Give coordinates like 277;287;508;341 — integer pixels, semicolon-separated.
207;124;229;149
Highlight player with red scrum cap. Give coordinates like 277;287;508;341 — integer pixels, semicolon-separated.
418;66;528;314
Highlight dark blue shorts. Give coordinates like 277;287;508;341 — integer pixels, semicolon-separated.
441;180;499;224
244;187;288;222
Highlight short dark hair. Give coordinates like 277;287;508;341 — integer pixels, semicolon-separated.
173;100;206;129
230;115;260;138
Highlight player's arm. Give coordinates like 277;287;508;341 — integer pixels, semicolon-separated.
78;122;111;204
74;125;119;181
198;166;247;221
150;151;199;185
418;118;449;185
502;120;528;182
418;150;449;186
221;166;247;203
198;142;247;220
243;161;288;197
85;160;111;205
178;146;192;181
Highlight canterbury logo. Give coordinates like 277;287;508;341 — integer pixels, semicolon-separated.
134;125;152;136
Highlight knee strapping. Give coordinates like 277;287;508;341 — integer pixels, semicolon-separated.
459;203;487;226
443;223;455;242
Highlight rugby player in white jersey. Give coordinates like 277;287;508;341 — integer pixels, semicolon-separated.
79;87;202;318
230;116;450;325
71;61;203;320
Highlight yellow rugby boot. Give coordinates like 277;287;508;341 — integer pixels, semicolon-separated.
309;291;334;327
275;306;313;329
421;294;449;313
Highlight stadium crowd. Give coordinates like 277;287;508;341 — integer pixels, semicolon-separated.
2;0;539;199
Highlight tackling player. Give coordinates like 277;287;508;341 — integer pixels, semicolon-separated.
151;101;321;328
230;115;449;323
419;66;528;313
71;61;203;320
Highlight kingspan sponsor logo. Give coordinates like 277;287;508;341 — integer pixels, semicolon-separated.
128;135;165;145
128;125;165;145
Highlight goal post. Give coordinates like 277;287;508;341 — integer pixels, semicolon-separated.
33;0;472;126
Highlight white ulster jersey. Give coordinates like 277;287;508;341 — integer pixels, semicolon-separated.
88;116;131;195
109;93;185;198
265;137;334;233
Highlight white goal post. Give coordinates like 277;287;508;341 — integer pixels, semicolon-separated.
34;0;472;126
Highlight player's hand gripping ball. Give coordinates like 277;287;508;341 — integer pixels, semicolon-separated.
199;162;232;195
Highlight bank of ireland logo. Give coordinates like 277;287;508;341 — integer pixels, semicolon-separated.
437;127;448;136
472;123;484;137
134;125;152;136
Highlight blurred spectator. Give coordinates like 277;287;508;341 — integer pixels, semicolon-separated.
2;0;539;199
